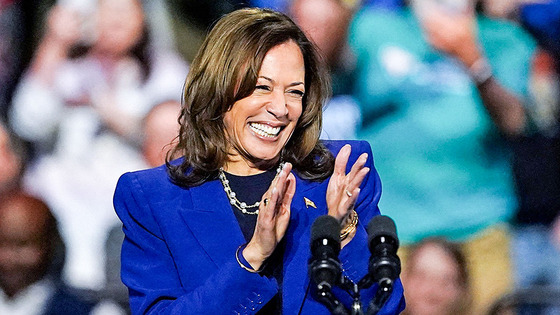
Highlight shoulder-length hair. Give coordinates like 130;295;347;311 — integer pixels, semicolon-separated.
166;8;334;187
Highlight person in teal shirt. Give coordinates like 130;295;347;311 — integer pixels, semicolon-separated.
349;0;536;313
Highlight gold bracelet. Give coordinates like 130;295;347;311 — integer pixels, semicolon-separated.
340;210;358;241
235;245;262;273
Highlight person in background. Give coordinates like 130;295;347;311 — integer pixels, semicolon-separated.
8;0;188;291
401;237;470;315
141;99;181;168
114;8;405;314
0;191;95;315
100;99;182;313
289;0;362;140
507;0;560;302
0;121;26;198
349;0;536;313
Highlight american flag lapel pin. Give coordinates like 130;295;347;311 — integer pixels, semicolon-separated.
304;197;317;209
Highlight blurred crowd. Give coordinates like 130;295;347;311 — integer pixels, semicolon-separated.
1;0;559;314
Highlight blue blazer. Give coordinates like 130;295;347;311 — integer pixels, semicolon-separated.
113;140;405;314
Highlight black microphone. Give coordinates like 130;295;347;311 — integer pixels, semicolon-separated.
358;215;401;315
309;215;342;291
309;215;349;315
365;215;401;289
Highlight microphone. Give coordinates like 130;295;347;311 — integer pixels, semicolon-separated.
309;215;342;292
309;215;349;315
365;215;401;289
358;215;401;315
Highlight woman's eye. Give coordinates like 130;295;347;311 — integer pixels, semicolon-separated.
289;90;305;97
255;85;271;91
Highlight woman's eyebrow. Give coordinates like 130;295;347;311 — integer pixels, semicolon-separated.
258;76;304;87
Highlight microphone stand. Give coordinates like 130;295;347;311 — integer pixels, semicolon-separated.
339;275;364;315
316;284;350;315
365;279;393;315
357;271;395;315
314;273;365;315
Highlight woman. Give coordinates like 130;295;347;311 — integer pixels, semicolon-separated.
114;8;405;314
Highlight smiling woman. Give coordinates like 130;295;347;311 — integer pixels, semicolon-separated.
223;41;305;175
167;7;332;186
113;7;405;314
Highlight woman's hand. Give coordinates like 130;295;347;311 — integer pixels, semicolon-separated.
326;144;369;244
243;163;295;270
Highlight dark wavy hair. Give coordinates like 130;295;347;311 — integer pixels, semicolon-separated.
166;8;334;187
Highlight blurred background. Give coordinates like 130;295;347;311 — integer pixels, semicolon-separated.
0;0;559;314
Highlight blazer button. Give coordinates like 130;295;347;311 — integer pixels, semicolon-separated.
252;292;263;304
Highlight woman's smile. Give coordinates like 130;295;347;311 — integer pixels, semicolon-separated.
248;122;284;138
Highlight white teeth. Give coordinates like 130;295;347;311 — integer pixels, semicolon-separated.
249;123;281;138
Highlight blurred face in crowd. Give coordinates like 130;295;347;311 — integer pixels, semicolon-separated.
0;194;53;298
402;242;467;315
290;0;352;66
223;40;305;174
142;100;181;167
95;0;145;56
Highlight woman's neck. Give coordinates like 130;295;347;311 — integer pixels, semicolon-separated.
223;156;279;176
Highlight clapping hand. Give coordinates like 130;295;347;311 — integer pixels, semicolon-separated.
243;162;295;270
326;144;370;245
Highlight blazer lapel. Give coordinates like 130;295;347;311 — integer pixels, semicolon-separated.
180;179;245;267
283;177;327;312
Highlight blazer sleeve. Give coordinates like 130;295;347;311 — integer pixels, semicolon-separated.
113;172;278;314
337;141;406;314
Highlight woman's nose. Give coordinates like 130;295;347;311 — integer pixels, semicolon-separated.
266;91;289;118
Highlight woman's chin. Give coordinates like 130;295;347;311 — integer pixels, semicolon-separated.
246;153;282;168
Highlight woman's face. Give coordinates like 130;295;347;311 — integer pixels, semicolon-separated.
223;40;305;173
95;0;144;56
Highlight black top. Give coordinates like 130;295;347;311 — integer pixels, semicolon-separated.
511;131;560;226
222;169;283;314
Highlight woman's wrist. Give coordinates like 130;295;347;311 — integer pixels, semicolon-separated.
240;243;266;271
340;210;358;246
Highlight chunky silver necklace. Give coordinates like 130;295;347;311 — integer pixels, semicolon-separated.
218;163;284;215
218;169;261;214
